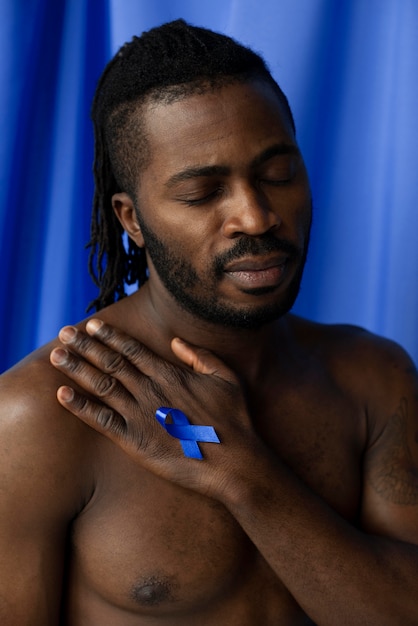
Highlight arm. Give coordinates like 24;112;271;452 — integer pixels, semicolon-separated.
0;358;94;625
221;339;418;625
50;321;418;625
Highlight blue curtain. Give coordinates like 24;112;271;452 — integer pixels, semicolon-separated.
1;0;417;373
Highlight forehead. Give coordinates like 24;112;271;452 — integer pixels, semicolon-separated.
139;81;296;182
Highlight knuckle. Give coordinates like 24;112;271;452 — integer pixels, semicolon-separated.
63;354;86;375
96;407;127;438
101;352;126;374
96;406;115;428
122;339;150;363
72;332;92;353
71;393;90;414
95;373;118;397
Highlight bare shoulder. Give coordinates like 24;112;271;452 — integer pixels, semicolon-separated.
0;343;102;621
0;296;138;504
290;316;418;542
0;342;98;514
289;314;418;442
289;314;416;394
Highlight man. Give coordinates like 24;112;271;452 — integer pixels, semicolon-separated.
1;19;417;625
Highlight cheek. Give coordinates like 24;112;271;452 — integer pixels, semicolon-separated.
288;179;312;233
297;207;312;245
141;200;208;240
148;217;214;272
278;190;311;236
155;213;220;260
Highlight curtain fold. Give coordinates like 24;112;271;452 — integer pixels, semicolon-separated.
0;0;110;370
1;0;417;372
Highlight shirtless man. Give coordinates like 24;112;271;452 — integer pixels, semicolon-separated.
1;19;417;625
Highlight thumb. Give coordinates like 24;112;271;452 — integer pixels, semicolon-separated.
171;338;237;383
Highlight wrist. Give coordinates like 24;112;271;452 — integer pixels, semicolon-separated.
213;438;280;511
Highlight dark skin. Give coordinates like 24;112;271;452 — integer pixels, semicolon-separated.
1;81;418;625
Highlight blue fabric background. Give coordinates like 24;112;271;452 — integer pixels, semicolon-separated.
1;0;417;372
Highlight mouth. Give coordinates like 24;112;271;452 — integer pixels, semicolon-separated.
223;256;289;290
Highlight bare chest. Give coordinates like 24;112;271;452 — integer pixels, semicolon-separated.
65;382;364;623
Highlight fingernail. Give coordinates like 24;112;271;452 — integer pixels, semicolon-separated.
86;318;103;334
59;326;76;342
51;347;68;364
58;386;74;402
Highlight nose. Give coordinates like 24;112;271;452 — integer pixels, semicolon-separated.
221;183;281;239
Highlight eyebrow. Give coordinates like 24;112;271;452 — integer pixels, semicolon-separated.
165;165;230;188
164;143;299;189
250;143;299;169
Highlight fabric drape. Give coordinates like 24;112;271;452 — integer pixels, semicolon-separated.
1;0;417;372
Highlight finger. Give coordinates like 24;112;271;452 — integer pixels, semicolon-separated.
57;326;148;397
59;325;132;375
171;338;238;384
86;319;171;379
50;346;135;416
57;386;182;470
56;385;129;441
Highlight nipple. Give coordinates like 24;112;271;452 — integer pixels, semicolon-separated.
130;574;176;607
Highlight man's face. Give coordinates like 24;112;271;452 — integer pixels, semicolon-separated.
133;80;312;329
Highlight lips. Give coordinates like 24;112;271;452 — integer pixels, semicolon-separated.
224;255;288;273
223;255;288;290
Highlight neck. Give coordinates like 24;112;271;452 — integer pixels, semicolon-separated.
124;283;293;385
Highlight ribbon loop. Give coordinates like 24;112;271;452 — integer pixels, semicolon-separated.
155;407;220;459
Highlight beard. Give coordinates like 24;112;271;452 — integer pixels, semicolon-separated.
137;217;310;330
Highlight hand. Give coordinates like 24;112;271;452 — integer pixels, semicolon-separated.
50;320;255;498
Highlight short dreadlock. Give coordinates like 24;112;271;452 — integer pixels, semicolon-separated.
88;19;295;311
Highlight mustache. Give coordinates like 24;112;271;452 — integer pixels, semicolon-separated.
213;234;302;275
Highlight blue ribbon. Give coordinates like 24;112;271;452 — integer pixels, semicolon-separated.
155;407;220;460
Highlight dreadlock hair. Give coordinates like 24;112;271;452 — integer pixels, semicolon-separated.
88;18;296;311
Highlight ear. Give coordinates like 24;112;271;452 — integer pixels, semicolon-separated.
112;192;145;248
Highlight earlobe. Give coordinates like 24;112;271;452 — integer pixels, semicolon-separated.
112;192;145;248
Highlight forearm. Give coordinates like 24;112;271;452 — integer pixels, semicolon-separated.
219;445;418;626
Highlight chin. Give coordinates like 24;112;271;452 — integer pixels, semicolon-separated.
176;289;299;330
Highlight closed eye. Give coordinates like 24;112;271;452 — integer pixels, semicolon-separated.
257;153;300;188
177;188;223;206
